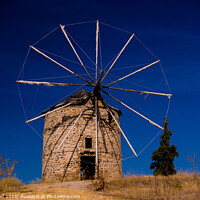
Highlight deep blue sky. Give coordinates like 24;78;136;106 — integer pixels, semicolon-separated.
1;0;200;183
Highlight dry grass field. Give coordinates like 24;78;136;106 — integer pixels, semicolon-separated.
0;172;200;200
103;172;200;200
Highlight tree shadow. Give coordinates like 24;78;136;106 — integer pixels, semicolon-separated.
43;115;75;150
61;110;95;182
101;118;122;173
42;115;77;179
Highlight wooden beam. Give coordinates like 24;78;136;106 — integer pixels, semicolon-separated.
95;95;99;177
106;60;160;87
60;25;94;84
102;86;172;98
101;89;164;130
96;70;104;86
30;45;91;84
96;20;99;83
26;103;71;123
55;100;90;152
101;97;138;157
16;80;93;87
101;33;135;83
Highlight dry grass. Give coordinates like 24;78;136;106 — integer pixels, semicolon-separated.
102;172;200;200
0;173;199;200
0;178;22;193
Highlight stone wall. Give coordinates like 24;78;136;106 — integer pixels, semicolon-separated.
42;99;122;182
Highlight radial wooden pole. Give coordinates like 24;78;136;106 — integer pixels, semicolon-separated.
101;89;164;130
26;103;71;123
101;98;138;157
101;33;135;83
106;60;160;87
30;45;91;84
60;25;94;84
96;70;104;86
16;80;93;87
95;95;99;177
96;20;99;83
55;101;90;152
102;86;172;98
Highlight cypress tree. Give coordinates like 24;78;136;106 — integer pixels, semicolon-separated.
150;117;179;176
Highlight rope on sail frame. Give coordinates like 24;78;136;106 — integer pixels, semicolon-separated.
32;26;60;46
122;96;171;160
17;21;173;156
17;83;43;140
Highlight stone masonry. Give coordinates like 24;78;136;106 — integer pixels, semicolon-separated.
42;91;122;182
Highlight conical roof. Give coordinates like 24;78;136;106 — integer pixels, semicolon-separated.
42;89;121;116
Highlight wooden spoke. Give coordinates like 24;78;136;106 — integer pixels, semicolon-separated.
60;25;94;84
16;80;93;87
30;45;92;84
96;20;99;83
101;33;135;83
96;70;104;86
105;60;160;87
55;100;90;152
102;86;172;98
101;89;164;130
100;97;138;157
95;95;99;175
26;103;71;123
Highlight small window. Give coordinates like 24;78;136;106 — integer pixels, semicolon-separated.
85;138;92;149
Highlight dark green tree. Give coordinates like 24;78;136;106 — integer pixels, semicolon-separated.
150;117;179;176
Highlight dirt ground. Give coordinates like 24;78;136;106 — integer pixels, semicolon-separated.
1;174;200;200
1;180;116;200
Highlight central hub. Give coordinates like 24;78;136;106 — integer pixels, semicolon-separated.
93;84;100;97
93;70;104;97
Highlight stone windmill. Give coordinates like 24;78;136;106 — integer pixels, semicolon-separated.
41;88;122;182
17;20;172;182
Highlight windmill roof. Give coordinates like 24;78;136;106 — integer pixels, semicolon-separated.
42;89;122;116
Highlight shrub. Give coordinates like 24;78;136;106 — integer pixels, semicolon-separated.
0;178;22;192
29;178;41;184
0;155;18;179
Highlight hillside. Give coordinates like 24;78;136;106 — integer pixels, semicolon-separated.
0;173;200;200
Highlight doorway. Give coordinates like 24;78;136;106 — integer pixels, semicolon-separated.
80;156;95;180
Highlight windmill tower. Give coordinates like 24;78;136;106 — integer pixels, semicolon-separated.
42;89;122;182
16;20;172;183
